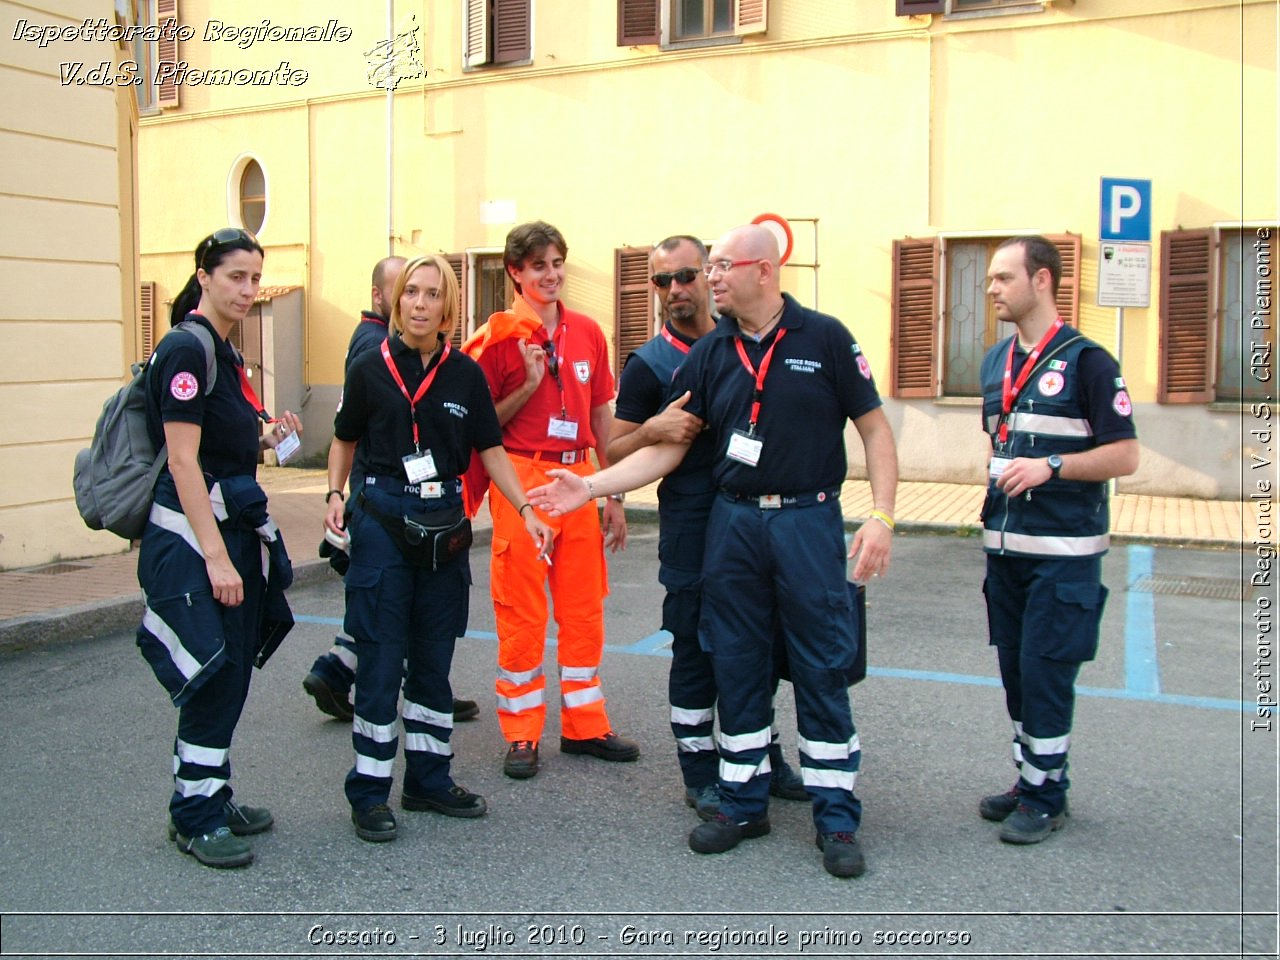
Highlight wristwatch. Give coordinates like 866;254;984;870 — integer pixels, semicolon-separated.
1047;454;1063;480
608;493;625;503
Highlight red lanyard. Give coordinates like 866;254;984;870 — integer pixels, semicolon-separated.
734;328;787;436
539;322;569;416
999;317;1063;443
235;366;272;423
381;339;451;451
660;325;691;355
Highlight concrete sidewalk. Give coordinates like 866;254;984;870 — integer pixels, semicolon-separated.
0;466;1256;649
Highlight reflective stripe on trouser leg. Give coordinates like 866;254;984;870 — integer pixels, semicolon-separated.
490;462;557;743
701;499;780;823
767;495;861;834
309;635;357;691
400;557;468;797
545;469;611;741
667;588;718;788
170;531;259;838
343;503;409;811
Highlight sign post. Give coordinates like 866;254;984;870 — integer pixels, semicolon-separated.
1098;177;1153;366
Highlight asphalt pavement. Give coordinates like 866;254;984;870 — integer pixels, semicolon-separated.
0;525;1275;960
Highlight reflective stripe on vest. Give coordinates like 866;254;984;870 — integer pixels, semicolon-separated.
1008;411;1094;438
983;529;1111;557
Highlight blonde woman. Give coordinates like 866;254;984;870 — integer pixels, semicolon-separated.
324;255;551;842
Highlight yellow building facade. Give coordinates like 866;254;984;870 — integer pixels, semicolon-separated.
1;0;143;568
16;0;1277;567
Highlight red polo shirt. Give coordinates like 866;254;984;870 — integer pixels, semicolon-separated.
474;294;614;453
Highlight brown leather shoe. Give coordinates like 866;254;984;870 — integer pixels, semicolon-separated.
503;740;539;779
559;731;640;762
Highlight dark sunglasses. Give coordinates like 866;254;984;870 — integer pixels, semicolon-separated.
542;340;560;377
198;227;258;261
651;268;700;288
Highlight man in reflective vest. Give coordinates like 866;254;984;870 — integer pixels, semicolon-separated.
978;236;1139;844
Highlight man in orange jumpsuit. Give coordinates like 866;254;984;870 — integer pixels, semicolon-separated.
469;220;638;779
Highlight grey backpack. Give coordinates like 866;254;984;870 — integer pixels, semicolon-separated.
72;321;216;540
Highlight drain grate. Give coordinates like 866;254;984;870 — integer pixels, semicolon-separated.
1129;574;1251;601
28;563;92;576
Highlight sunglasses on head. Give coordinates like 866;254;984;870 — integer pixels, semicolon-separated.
199;227;257;260
651;268;700;288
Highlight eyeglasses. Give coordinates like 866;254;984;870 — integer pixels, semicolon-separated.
702;258;764;278
542;340;561;380
651;268;700;288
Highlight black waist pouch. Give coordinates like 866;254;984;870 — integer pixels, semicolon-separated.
359;494;472;570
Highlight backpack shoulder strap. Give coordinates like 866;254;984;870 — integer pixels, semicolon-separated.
172;319;218;394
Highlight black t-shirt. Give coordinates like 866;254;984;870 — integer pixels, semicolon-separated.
146;312;260;479
674;295;883;496
335;334;503;480
346;311;389;374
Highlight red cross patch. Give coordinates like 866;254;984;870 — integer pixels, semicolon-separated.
169;371;199;401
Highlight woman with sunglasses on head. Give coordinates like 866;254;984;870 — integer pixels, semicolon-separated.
324;254;552;843
135;228;303;869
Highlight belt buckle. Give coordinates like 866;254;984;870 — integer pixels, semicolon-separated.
561;451;577;465
759;494;781;510
420;481;443;499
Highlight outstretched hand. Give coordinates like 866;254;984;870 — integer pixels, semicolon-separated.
528;469;592;517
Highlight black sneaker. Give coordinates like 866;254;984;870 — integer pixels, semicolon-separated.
684;783;721;822
453;697;481;722
352;803;397;842
559;731;640;762
303;671;353;722
503;741;540;779
978;785;1021;821
688;813;771;854
769;760;809;801
174;825;253;868
999;803;1067;844
816;831;866;878
167;800;273;841
401;784;487;819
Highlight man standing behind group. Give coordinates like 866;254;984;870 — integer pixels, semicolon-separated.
977;236;1137;845
468;221;638;779
304;255;478;725
608;235;806;818
530;224;897;878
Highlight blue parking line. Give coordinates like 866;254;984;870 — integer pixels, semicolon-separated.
1124;544;1160;695
293;612;1247;712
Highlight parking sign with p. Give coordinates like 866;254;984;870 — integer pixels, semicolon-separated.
1100;177;1152;242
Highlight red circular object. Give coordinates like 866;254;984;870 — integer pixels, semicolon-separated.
752;213;794;265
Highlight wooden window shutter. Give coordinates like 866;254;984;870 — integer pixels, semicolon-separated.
493;0;531;64
156;0;180;108
140;281;156;358
896;0;945;15
1046;233;1081;327
1158;228;1214;403
618;0;659;45
443;254;468;349
890;238;939;398
736;0;768;35
614;247;654;379
464;0;491;68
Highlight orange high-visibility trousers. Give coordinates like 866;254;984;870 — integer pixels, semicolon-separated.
489;454;612;743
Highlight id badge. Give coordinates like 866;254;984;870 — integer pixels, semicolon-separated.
273;430;301;465
726;429;763;467
402;450;439;483
547;416;579;441
989;456;1012;480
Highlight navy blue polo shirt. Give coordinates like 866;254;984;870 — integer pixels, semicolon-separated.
345;311;389;374
614;323;717;495
673;294;883;496
992;339;1137;446
335;334;503;481
147;312;261;479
